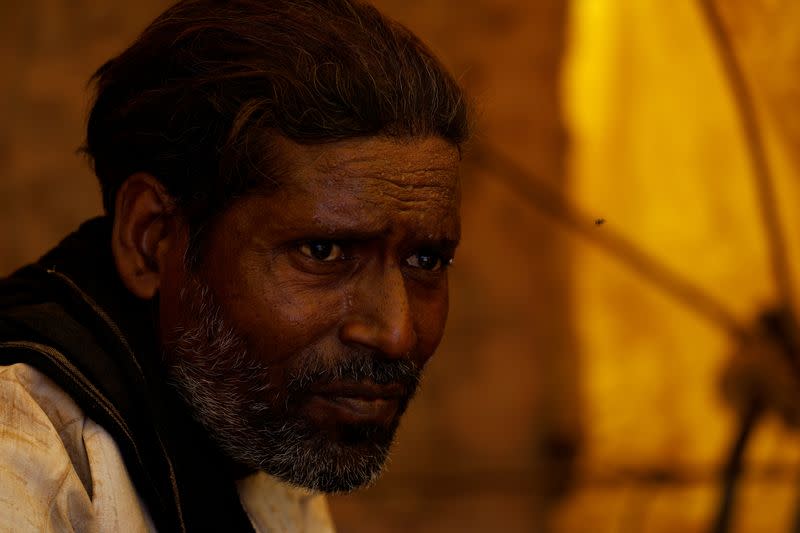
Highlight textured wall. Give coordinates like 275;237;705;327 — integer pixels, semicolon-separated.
0;0;164;272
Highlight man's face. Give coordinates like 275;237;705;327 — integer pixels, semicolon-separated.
159;136;461;492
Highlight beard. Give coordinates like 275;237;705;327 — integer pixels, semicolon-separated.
164;276;421;493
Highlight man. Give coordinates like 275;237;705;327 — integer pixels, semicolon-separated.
0;0;469;531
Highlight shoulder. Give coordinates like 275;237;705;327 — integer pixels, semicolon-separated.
0;363;155;532
0;363;94;530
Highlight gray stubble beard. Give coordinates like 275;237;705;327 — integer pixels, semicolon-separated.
165;278;410;493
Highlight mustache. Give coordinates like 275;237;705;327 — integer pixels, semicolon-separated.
287;349;422;398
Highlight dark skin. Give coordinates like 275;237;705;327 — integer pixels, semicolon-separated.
112;135;461;435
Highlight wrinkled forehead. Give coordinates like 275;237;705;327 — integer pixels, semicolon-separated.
280;137;460;193
260;136;462;237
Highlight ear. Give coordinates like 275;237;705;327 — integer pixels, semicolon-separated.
111;173;180;299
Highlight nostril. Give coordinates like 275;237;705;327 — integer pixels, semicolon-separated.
383;323;417;358
338;309;417;358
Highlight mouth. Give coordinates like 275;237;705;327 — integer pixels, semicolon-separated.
304;381;405;425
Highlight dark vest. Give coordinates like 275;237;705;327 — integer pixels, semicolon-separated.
0;217;255;532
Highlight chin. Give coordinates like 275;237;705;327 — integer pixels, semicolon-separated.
244;418;398;494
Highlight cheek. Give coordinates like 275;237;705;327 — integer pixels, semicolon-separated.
211;258;345;365
157;237;193;352
412;286;450;364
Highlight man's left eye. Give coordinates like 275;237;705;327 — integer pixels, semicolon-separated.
298;241;345;261
406;252;450;272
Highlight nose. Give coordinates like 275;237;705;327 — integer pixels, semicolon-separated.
338;265;417;358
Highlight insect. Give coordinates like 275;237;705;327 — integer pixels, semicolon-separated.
594;218;605;226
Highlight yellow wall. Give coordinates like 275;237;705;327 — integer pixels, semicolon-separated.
558;1;800;531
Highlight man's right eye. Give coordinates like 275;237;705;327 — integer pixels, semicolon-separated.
298;241;345;262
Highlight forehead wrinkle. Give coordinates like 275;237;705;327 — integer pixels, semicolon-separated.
277;136;460;197
313;140;458;177
286;167;459;210
268;137;460;228
363;171;457;191
353;194;460;234
315;160;458;190
293;190;459;238
358;188;458;212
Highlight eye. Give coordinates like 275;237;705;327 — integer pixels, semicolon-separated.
298;241;345;262
406;252;451;272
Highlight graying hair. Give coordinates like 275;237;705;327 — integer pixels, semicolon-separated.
84;0;471;267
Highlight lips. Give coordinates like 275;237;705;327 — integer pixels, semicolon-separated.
309;381;406;400
305;381;405;424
